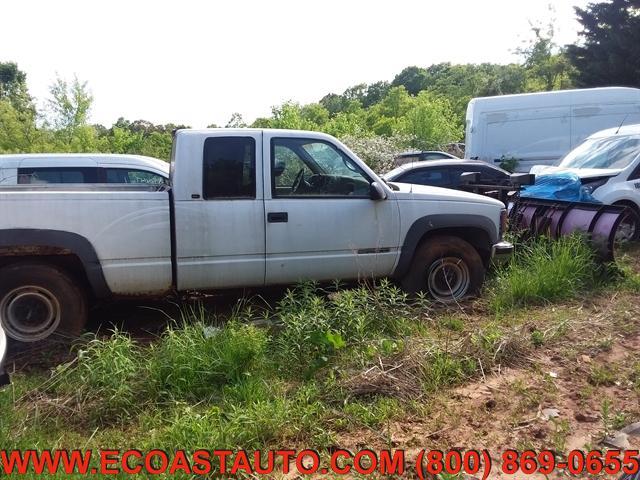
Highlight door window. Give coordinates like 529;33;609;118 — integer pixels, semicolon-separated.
105;168;167;185
398;168;451;187
271;138;371;197
203;137;256;199
17;167;97;184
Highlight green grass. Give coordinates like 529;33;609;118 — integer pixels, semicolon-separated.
0;236;629;462
488;235;606;312
147;320;268;402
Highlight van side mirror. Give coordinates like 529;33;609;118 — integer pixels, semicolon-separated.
370;182;387;200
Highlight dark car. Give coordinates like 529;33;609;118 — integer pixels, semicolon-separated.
394;150;459;166
383;159;510;190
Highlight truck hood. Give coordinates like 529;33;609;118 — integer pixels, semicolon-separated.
529;165;622;180
389;182;505;207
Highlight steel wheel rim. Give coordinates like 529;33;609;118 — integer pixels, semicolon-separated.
616;215;637;243
0;286;61;342
427;257;470;301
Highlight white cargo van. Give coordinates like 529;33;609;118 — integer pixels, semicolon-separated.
465;87;640;172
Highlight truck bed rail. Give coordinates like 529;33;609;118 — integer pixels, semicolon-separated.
0;183;169;193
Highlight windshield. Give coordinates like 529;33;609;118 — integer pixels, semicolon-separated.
559;134;640;169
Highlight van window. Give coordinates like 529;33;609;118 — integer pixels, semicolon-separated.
17;167;98;184
105;168;167;185
203;137;256;199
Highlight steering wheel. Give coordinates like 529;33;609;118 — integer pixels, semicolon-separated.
292;168;305;193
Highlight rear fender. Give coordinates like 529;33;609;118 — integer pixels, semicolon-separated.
0;229;111;299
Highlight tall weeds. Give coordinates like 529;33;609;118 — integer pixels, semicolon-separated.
488;235;604;312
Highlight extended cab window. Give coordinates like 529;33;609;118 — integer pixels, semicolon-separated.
203;137;256;199
17;167;98;184
105;168;167;185
272;138;370;197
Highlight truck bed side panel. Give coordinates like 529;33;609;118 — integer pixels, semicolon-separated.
0;191;172;295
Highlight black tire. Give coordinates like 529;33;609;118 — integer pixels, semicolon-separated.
614;202;640;242
400;235;485;303
0;262;88;343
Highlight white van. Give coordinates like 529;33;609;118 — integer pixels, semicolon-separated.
0;154;169;185
465;87;640;172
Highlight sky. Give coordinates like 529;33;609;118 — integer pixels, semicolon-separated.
1;0;590;128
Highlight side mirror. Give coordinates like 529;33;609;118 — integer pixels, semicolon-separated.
370;181;387;201
273;161;286;177
509;173;535;186
459;171;481;184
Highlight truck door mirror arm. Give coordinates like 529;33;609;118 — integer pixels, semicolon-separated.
370;181;387;201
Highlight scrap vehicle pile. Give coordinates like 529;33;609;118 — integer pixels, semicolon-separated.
390;122;640;260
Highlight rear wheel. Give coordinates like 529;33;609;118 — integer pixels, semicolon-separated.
0;263;87;343
401;235;485;303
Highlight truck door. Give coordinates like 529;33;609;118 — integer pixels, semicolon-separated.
174;132;266;290
262;133;400;284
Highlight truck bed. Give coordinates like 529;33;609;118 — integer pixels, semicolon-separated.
0;186;172;295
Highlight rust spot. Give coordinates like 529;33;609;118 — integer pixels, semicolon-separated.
0;245;72;257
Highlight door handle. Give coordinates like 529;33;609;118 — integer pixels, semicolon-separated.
267;212;288;223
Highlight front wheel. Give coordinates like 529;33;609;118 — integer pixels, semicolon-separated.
0;263;88;343
614;204;640;243
401;235;485;303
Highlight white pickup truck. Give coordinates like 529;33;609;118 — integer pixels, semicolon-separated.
0;129;512;343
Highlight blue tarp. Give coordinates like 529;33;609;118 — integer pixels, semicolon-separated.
521;172;601;203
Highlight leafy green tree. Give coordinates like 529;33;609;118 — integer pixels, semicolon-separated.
251;102;318;130
319;93;347;116
46;75;93;142
0;62;34;115
391;66;427;95
0;100;33;152
517;23;574;91
342;83;367;103
362;81;391;107
324;110;367;138
300;103;330;126
567;0;640;87
225;112;246;128
399;91;462;149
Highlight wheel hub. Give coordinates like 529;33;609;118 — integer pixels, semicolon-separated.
616;216;637;243
0;286;61;342
427;257;470;302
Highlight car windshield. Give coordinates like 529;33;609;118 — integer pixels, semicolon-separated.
559;134;640;169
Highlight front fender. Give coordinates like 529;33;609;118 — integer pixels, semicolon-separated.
393;214;498;278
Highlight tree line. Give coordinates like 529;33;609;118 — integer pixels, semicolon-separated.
1;0;638;166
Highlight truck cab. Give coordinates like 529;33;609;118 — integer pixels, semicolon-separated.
171;129;402;289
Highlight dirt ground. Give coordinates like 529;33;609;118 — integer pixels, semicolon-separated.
335;291;640;479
